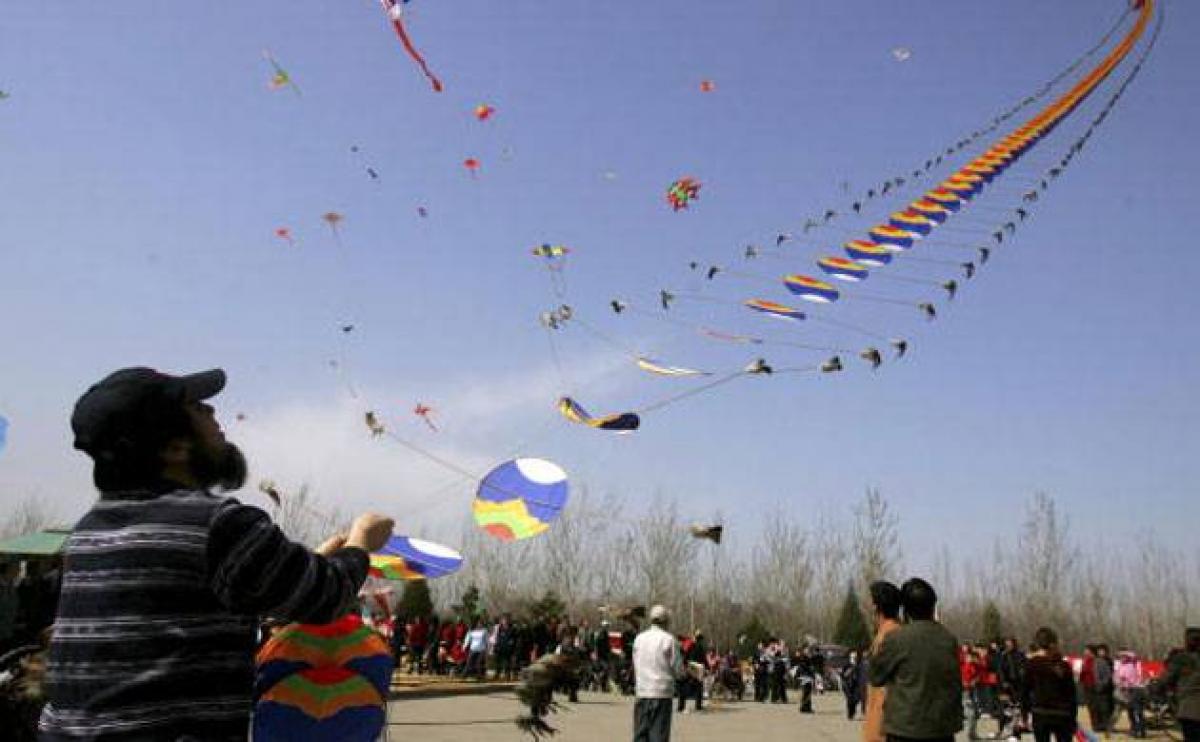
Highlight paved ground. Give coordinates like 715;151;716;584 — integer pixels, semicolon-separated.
386;691;889;742
385;690;1166;742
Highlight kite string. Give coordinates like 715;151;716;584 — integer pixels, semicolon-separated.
636;371;748;415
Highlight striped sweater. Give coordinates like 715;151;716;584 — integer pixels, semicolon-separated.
38;489;369;741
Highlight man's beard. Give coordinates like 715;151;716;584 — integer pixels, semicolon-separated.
190;440;248;492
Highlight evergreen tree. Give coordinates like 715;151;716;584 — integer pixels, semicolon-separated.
528;590;566;623
981;600;1005;643
397;579;433;618
737;615;773;659
833;584;872;650
459;583;482;620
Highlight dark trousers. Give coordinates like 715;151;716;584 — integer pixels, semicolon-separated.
633;697;673;742
769;673;787;703
1123;687;1147;737
844;691;860;719
676;676;702;711
754;673;768;702
1032;715;1075;742
799;680;813;713
1180;718;1200;742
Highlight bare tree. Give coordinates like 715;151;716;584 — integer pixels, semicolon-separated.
852;488;902;592
0;495;58;539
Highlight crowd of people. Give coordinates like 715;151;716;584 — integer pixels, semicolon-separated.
0;365;1197;742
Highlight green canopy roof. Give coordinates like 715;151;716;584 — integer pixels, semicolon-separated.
0;529;71;557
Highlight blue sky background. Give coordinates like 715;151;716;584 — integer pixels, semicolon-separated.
1;0;1197;565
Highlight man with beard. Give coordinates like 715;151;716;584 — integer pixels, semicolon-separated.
38;367;394;741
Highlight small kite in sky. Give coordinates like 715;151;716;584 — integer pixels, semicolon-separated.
463;158;481;177
257;479;283;507
417;206;428;218
474;104;495;121
892;47;912;62
666;177;701;211
349;145;381;182
699;80;715;93
263;50;300;96
365;411;386;437
413;403;437;431
321;212;344;244
689;525;723;544
379;0;444;92
557;397;640;433
0;90;11;101
274;227;294;247
0;414;9;458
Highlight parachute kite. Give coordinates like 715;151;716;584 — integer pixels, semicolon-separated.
666;177;701;211
473;458;569;541
635;357;710;377
784;275;840;303
369;535;462;580
557;397;640;432
818;257;870;282
379;0;443;92
843;240;893;266
254;614;392;742
744;299;806;322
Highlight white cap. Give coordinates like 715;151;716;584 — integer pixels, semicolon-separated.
650;605;670;623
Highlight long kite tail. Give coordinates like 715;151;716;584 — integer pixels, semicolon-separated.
382;0;444;92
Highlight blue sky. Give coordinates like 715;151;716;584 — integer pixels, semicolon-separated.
1;0;1197;564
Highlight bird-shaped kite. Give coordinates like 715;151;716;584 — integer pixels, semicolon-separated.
745;358;773;375
859;347;883;370
515;652;585;739
689;525;723;544
258;480;283;508
365;412;386;438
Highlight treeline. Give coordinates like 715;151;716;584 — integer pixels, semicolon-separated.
415;490;1197;658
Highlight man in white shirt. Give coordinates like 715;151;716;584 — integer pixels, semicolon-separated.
633;605;682;742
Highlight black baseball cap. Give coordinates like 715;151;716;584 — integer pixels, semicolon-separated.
71;367;226;454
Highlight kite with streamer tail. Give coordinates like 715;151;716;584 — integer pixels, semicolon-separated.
254;614;392;742
557;397;640;432
369;535;462;580
379;0;444;92
413;403;437;431
666;177;701;211
321;212;344;244
473;458;569;542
